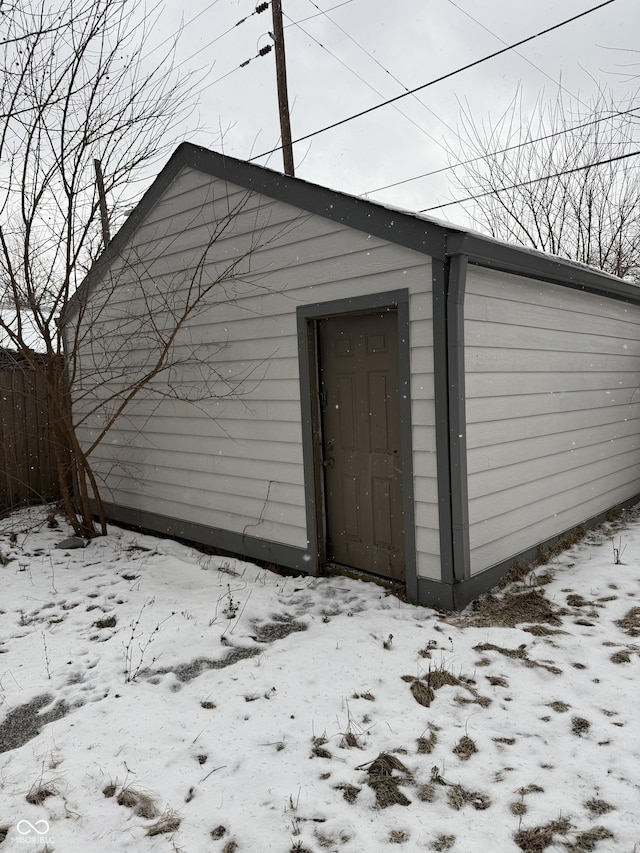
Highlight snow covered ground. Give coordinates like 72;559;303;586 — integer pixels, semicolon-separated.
0;506;638;852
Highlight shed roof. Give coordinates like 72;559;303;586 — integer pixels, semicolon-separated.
66;142;640;320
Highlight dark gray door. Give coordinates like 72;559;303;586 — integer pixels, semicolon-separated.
317;310;404;581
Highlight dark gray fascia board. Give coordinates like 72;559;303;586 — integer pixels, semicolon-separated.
182;144;450;260
65;143;455;323
446;232;640;305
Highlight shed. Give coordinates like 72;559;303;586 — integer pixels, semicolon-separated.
67;143;640;609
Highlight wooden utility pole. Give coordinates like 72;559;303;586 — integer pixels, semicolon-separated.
93;159;111;247
271;0;295;176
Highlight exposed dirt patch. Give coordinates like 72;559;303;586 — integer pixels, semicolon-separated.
251;614;307;642
0;694;68;753
153;647;260;682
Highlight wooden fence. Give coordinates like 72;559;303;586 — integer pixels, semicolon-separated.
0;352;60;512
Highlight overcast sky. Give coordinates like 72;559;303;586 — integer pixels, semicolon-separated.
149;0;640;225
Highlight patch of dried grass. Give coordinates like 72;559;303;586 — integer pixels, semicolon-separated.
417;726;438;754
584;799;615;816
474;642;561;674
461;588;560;629
359;752;413;809
548;701;570;713
26;778;60;805
610;650;631;664
452;735;477;761
431;835;456;851
615;607;640;637
566;825;615;851
115;785;160;819
334;783;360;803
446;783;490;811
514;817;571;851
146;808;181;836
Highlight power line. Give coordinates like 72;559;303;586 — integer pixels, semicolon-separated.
172;2;270;74
283;10;448;150
250;0;619;161
365;103;640;195
298;0;464;155
444;0;639;152
170;2;353;101
285;0;354;27
419;149;640;213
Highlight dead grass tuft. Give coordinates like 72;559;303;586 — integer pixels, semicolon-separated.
116;785;160;819
615;607;640;637
566;825;615;851
571;717;591;737
26;778;60;805
408;668;491;709
548;701;570;713
460;588;560;629
474;642;561;674
511;801;528;816
584;799;615;816
514;817;571;851
610;650;631;664
146;808;181;836
417;726;438;754
311;736;332;759
0;827;9;843
446;783;490;811
417;783;436;802
410;679;434;707
517;784;544;796
487;675;509;686
222;842;238;853
523;625;568;637
389;829;410;843
93;615;117;629
359;752;413;808
431;835;456;851
452;735;478;760
334;783;360;803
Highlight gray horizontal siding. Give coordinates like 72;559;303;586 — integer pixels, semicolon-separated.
465;266;640;574
74;166;438;575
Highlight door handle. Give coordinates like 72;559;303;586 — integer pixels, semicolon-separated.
323;457;335;468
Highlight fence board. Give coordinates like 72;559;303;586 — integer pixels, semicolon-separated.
0;353;60;511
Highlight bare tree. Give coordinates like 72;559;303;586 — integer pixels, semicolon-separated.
447;87;640;280
0;0;269;536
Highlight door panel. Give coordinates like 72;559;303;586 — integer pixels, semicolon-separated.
318;311;404;581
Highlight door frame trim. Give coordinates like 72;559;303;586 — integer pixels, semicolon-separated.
296;289;417;600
